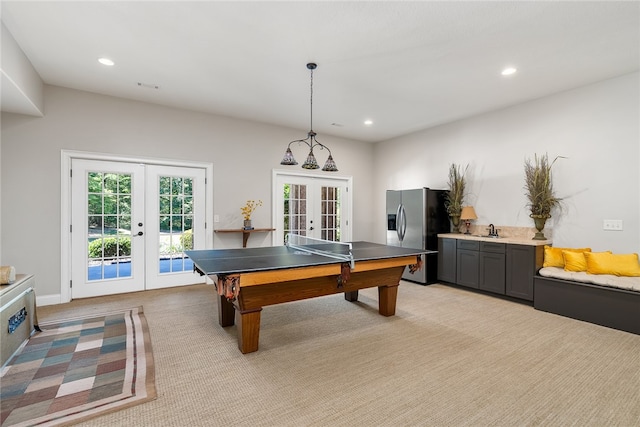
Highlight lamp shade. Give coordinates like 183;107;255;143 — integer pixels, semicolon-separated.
460;206;478;220
281;147;298;165
301;150;319;169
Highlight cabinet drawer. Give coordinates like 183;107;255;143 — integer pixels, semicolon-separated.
480;242;506;254
457;240;479;251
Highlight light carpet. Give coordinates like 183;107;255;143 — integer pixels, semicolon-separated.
35;283;640;426
0;307;155;426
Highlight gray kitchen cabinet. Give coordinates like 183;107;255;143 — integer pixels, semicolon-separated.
437;237;457;283
456;240;480;288
506;244;543;301
438;237;542;301
479;242;506;294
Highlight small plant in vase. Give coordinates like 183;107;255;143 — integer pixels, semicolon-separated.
241;199;263;230
524;153;563;240
444;163;467;233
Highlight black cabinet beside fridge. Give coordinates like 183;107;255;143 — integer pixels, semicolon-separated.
386;188;450;284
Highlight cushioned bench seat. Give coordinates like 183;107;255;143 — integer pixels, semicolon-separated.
534;267;640;335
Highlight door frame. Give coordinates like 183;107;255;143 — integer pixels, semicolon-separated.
61;150;214;303
271;169;353;245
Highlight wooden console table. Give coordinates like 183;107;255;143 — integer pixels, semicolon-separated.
214;228;275;248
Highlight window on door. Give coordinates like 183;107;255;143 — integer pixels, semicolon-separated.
84;172;196;281
87;171;133;281
274;172;352;245
320;186;341;241
284;184;307;237
157;175;194;274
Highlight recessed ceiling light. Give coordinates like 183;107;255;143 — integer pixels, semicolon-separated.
364;120;373;126
501;67;517;76
98;58;115;66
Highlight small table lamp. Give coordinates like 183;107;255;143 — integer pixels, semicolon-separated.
460;206;478;235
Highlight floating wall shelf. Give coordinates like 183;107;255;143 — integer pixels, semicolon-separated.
214;228;275;248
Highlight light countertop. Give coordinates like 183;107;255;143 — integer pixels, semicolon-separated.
437;233;551;246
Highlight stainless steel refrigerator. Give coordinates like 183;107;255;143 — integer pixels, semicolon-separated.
386;188;450;284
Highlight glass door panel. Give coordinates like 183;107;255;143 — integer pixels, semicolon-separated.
87;171;133;280
158;175;194;273
284;183;308;241
320;186;341;242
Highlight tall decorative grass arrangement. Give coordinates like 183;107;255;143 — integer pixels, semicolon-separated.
524;153;564;240
445;163;466;217
524;153;562;218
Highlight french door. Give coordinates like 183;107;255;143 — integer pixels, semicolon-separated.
273;172;352;245
71;159;206;299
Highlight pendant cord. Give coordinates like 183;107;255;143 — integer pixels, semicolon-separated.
309;68;314;132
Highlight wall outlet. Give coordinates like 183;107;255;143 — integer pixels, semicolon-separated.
214;214;220;223
603;219;623;231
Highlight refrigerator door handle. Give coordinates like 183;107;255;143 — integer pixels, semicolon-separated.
399;204;407;242
396;204;403;242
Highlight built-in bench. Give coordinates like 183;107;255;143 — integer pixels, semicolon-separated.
534;267;640;335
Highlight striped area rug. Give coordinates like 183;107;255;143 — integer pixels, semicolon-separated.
1;307;155;426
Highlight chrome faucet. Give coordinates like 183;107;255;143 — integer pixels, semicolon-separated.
488;224;498;237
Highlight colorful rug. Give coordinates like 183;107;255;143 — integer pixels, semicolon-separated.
1;307;156;426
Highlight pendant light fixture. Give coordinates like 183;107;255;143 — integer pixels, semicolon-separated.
280;63;338;172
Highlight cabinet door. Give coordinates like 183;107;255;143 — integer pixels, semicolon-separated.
506;245;541;301
456;249;479;288
438;238;457;283
479;252;506;294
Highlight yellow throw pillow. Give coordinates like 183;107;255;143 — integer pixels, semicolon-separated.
544;246;592;268
585;252;640;277
562;250;588;272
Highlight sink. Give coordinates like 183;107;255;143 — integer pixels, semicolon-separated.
472;234;502;239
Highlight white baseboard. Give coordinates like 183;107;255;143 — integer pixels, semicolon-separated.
36;294;61;306
35;282;214;306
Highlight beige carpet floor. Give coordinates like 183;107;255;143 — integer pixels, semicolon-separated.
37;282;640;426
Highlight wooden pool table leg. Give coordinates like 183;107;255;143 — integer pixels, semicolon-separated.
236;308;262;354
378;284;399;316
344;290;359;301
217;294;235;327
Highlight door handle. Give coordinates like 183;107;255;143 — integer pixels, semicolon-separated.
397;204;407;242
309;227;314;231
400;205;407;241
396;204;402;241
133;231;144;237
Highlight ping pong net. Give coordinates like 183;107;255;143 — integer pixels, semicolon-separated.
286;233;354;269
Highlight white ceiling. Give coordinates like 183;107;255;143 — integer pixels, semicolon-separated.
1;1;638;143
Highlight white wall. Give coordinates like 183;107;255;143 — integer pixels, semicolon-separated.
2;73;638;301
373;73;640;253
1;85;374;299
